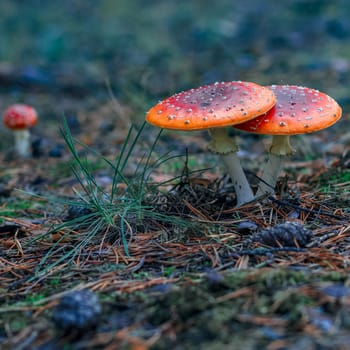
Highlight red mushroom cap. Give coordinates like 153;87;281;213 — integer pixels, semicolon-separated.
234;85;342;135
3;104;38;130
146;81;276;130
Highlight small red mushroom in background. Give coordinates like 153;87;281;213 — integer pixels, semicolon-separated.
234;85;342;197
3;104;38;158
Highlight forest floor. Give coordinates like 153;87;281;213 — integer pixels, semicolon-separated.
1;1;350;349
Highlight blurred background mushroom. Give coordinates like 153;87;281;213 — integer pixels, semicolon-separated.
3;104;38;158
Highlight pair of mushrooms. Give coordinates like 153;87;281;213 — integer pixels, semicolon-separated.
146;81;342;206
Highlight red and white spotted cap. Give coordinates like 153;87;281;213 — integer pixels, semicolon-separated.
234;85;342;135
3;104;38;130
146;81;276;130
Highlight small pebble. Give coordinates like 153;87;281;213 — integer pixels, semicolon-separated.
320;284;350;298
48;143;65;158
236;221;258;234
65;114;81;134
66;205;92;220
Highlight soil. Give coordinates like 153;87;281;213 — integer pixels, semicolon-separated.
1;1;350;349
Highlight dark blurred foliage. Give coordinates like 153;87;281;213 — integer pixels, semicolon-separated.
0;0;349;111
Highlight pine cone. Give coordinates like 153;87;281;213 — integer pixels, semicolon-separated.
52;289;102;333
253;222;313;247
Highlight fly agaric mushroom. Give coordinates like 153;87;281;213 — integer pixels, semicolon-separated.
146;81;276;206
3;104;38;158
234;85;342;196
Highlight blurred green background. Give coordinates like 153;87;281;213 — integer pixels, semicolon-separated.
0;0;349;124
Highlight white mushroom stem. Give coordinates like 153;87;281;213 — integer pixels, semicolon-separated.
209;128;254;206
13;129;31;158
256;135;295;197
